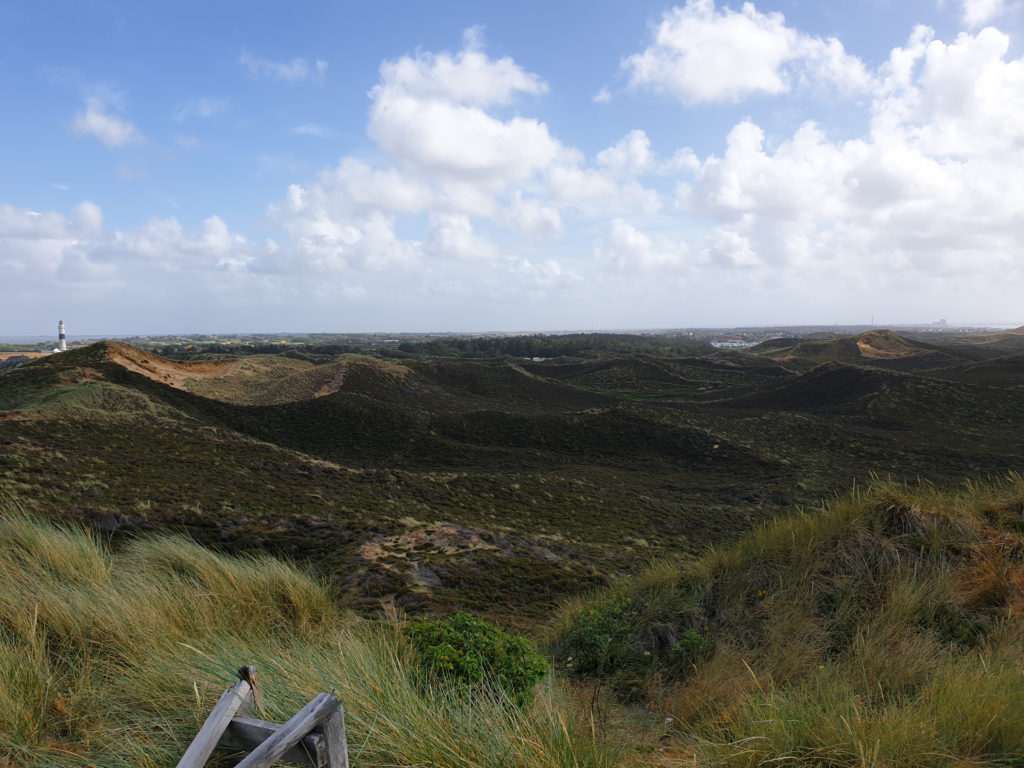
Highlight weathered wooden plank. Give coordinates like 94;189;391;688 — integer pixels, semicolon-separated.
237;665;266;717
176;679;253;768
219;716;325;768
233;694;340;768
320;702;350;768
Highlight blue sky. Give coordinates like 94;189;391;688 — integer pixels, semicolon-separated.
2;0;1024;334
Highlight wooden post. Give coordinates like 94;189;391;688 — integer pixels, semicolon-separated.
320;702;350;768
233;694;341;768
178;665;350;768
237;665;266;718
176;679;253;768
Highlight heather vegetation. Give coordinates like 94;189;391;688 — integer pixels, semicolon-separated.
3;330;1024;624
3;328;1024;764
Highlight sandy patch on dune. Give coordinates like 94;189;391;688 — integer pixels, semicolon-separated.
357;524;499;563
101;343;418;403
104;343;242;390
856;337;933;359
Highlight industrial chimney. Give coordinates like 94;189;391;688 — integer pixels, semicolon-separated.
58;320;67;352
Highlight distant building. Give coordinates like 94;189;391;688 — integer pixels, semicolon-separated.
52;320;67;353
711;336;755;349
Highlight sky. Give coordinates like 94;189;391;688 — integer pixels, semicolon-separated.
2;0;1024;335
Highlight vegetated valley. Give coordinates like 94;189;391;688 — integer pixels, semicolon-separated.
2;327;1024;766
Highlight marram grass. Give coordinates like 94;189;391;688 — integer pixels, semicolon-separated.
8;475;1024;768
551;475;1024;768
0;507;626;768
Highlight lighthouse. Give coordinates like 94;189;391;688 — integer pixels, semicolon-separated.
58;320;67;352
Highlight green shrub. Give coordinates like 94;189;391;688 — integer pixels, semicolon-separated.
669;628;713;669
556;595;634;677
404;612;548;704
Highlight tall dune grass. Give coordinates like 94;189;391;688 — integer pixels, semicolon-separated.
550;476;1024;768
0;506;626;767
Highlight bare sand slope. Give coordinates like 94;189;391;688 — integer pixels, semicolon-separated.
101;342;419;406
855;331;935;359
104;342;245;388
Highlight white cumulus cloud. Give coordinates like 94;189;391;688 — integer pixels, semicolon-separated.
69;97;143;147
960;0;1015;26
426;213;502;261
376;27;547;108
266;183;422;274
0;202;110;287
597;130;655;177
72;201;103;238
498;192;563;238
676;25;1024;282
548;161;661;217
623;0;872;103
368;33;560;185
596;219;690;272
876;26;1024;158
103;215;250;271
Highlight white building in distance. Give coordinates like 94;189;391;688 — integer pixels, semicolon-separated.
52;320;67;353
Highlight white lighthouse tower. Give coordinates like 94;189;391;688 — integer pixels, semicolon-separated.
58;320;67;352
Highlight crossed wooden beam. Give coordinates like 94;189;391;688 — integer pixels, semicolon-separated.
177;666;349;768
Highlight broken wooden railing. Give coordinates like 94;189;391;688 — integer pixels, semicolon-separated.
177;665;349;768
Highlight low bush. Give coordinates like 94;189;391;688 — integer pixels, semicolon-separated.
554;595;635;677
669;628;713;669
404;612;548;705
